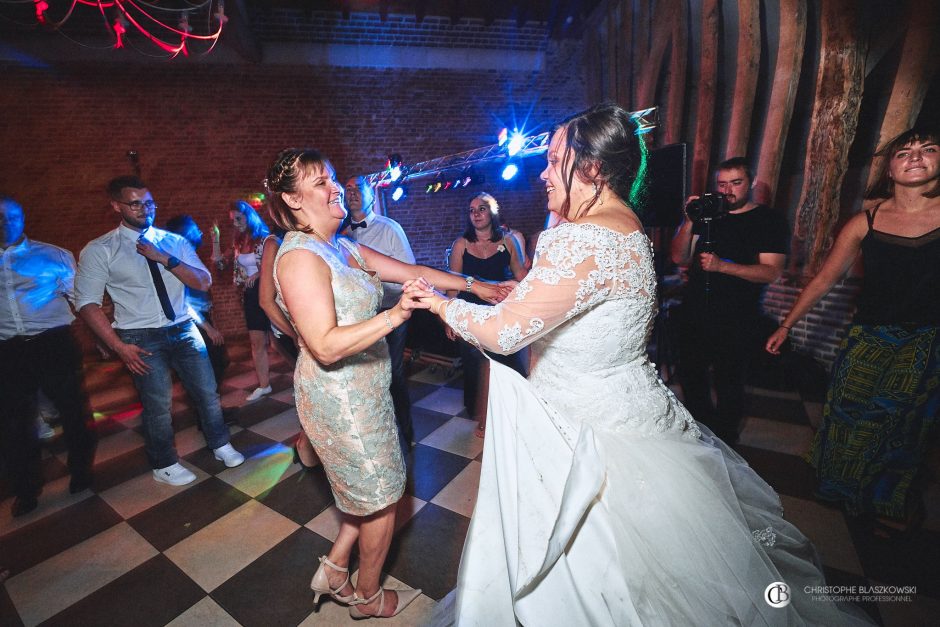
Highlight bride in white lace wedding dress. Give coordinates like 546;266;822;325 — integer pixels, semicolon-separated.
421;104;872;626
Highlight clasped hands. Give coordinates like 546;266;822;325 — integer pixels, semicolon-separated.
397;277;513;318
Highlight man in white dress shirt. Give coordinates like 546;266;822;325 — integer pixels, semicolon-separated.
1;196;97;516
75;176;244;486
346;176;417;448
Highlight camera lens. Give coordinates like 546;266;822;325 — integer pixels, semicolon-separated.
686;193;729;222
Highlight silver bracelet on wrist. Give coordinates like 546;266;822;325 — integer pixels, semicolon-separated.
465;276;475;292
383;310;394;331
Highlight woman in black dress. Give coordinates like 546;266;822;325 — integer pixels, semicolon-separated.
448;193;527;436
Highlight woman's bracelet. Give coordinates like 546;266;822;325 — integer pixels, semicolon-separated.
383;310;395;331
431;297;449;316
779;324;792;330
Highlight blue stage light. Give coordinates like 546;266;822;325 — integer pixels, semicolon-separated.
386;154;404;182
507;131;525;157
501;163;519;181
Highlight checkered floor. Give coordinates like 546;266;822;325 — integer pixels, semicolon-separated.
1;338;938;626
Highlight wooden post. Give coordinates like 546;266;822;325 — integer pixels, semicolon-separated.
755;0;807;205
725;0;761;159
864;0;940;192
607;1;619;103
794;0;866;273
663;0;688;145
690;0;720;195
618;0;633;108
585;25;602;104
632;0;652;106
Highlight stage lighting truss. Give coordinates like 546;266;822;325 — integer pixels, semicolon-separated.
365;107;657;190
366;133;549;189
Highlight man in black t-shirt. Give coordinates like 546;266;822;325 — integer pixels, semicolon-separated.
670;157;789;445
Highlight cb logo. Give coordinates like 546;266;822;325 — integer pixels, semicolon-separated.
764;582;791;608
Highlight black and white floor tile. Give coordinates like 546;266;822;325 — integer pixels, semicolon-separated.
2;339;938;626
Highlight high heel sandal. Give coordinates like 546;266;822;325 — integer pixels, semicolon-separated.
311;556;355;605
293;441;317;471
348;587;422;619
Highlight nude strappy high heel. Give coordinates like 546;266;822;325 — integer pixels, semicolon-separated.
348;586;422;620
311;556;355;605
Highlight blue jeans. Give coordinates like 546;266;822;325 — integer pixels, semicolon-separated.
117;321;229;469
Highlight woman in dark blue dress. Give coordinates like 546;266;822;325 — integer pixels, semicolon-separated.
448;193;527;436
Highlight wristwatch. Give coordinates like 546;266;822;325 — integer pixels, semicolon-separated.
165;256;181;270
465;276;475;292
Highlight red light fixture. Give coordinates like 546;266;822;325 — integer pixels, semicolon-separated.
20;0;227;58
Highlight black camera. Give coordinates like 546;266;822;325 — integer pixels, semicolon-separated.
685;192;730;222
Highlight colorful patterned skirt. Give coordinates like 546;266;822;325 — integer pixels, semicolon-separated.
808;324;940;519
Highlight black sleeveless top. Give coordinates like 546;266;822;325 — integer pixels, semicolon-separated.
854;205;940;326
458;241;513;305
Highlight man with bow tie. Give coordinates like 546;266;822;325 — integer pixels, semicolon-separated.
345;175;417;450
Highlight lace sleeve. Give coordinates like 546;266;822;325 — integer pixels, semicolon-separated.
444;224;653;354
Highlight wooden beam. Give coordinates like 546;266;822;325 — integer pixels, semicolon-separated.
755;0;806;205
664;0;688;145
606;1;618;102
618;0;633;108
794;0;867;273
864;0;940;191
690;0;719;195
585;24;603;103
724;0;760;158
864;11;906;76
632;0;651;106
634;0;674;109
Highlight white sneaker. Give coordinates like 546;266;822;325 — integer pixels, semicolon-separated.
153;463;196;486
213;443;245;468
36;416;56;440
245;386;272;402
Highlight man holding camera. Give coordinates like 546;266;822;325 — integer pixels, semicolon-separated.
670;157;789;445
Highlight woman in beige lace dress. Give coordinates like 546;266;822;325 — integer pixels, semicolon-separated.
264;148;506;620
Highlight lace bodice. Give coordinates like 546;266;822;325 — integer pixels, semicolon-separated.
273;232;382;334
446;222;698;438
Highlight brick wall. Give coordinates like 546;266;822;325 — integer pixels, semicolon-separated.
762;277;862;367
252;11;549;50
0;42;585;340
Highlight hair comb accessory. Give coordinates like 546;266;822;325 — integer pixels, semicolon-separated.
267;149;302;191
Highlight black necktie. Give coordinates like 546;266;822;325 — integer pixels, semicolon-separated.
144;253;176;321
351;220;368;231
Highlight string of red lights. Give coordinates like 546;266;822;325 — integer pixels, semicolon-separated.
27;0;226;57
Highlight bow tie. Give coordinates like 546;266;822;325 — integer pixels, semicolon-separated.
351;220;368;231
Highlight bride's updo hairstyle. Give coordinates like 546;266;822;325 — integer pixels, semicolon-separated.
555;102;648;220
263;148;333;234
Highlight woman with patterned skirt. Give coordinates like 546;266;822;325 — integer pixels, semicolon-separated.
767;126;940;535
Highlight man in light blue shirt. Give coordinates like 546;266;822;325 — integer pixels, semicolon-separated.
346;176;417;449
75;176;244;486
0;196;96;516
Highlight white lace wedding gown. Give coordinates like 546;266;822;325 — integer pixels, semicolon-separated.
435;223;872;626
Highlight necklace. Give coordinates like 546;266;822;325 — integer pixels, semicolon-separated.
310;227;339;251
